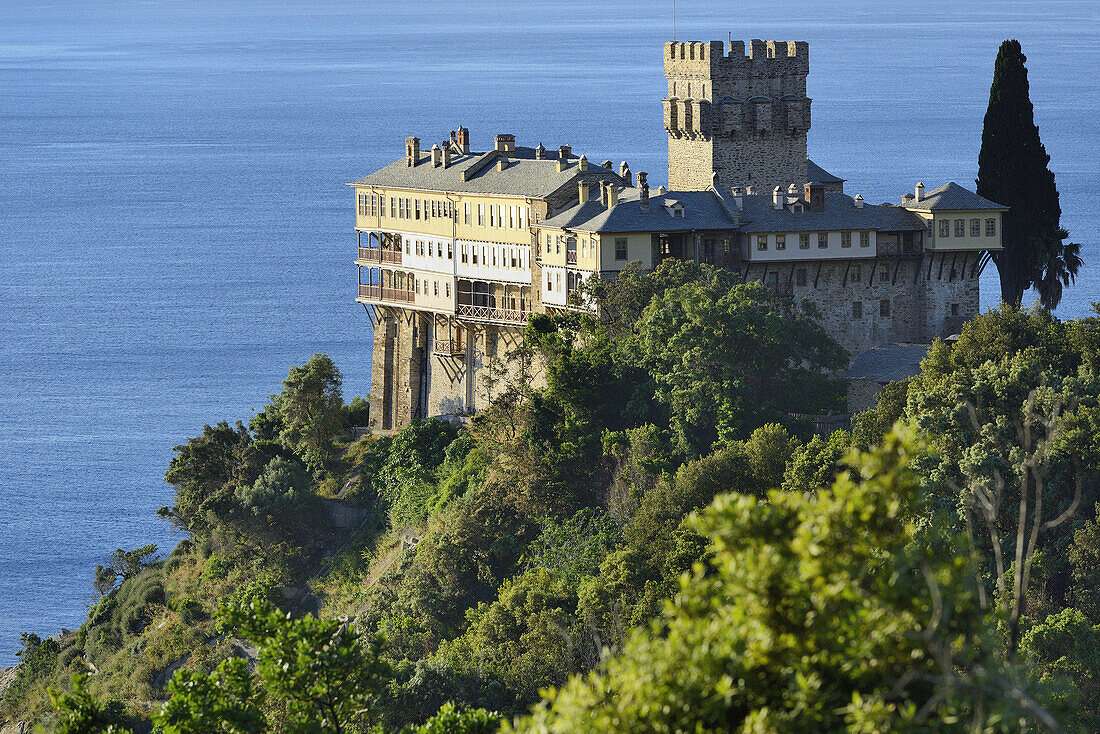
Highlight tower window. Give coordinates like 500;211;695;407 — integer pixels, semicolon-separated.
985;218;996;237
955;219;965;237
615;238;628;261
776;234;786;250
951;303;960;316
970;218;981;237
880;299;891;317
859;231;870;247
757;235;768;251
852;301;863;319
799;233;809;249
939;219;950;237
850;265;861;284
841;231;852;248
818;233;828;249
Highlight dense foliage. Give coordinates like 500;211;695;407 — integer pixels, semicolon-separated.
3;259;1098;733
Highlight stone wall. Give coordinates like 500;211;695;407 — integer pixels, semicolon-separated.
746;256;981;358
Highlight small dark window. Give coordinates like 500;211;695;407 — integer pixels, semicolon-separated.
615;238;628;261
950;302;960;317
852;301;863;319
880;299;891;317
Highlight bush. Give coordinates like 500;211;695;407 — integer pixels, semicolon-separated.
235;456;310;518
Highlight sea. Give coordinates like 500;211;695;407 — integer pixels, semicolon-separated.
1;0;1097;664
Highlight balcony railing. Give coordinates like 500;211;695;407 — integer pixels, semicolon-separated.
357;247;402;264
566;250;577;265
457;304;530;325
358;284;414;303
433;340;465;357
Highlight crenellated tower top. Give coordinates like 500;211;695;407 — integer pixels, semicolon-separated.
664;39;812;193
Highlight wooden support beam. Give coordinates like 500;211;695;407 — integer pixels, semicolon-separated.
892;256;902;286
841;260;852;287
937;252;947;281
814;261;824;289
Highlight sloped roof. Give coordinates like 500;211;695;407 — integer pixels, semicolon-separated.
539;189;739;233
846;343;930;382
903;181;1007;211
350;147;623;198
807;158;845;184
738;193;926;233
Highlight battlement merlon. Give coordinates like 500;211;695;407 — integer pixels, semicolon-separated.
664;39;810;77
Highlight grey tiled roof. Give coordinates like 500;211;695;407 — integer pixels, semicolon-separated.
846;343;930;382
539;189;739;233
350;147;623;198
807;159;845;184
903;182;1007;211
738;193;926;233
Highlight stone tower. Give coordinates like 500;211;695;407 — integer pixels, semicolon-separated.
663;39;811;193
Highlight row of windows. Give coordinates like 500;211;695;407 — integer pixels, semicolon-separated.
541;234;630;262
545;270;588;293
358;193;532;231
850;300;960;319
463;202;530;230
778;264;894;288
937;218;997;238
358;193;455;222
415;277;451;299
459;243;529;270
406;238;452;259
756;231;871;251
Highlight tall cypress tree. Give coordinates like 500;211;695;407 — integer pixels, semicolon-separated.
977;39;1082;309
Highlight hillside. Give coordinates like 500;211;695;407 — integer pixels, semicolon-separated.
3;263;1100;733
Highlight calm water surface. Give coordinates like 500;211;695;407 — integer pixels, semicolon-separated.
1;0;1097;663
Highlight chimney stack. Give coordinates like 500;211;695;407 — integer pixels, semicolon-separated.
598;181;607;206
431;144;442;167
558;144;572;160
455;127;470;154
441;145;451;168
915;181;925;202
601;159;613;170
578;179;590;204
803;182;825;211
854;194;865;209
535;143;546;160
405;136;421;167
772;186;783;210
656;185;667;195
496;158;508;172
578;154;589;172
619;161;632;186
606;184;618;209
786;183;800;207
638;171;650;209
494;133;516;153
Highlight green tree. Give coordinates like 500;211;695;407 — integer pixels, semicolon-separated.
235;456;309;518
405;702;501;734
512;429;1053;733
907;308;1100;653
276;354;347;472
154;658;265;734
163;421;251;532
628;273;845;453
219;599;389;734
1020;608;1100;732
977;39;1082;309
49;675;132;734
108;544;158;580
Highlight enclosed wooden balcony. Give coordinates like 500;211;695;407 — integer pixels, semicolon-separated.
357;267;416;306
433;339;465;357
456;280;532;326
357;247;402;265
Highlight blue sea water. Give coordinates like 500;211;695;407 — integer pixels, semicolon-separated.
1;0;1097;664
